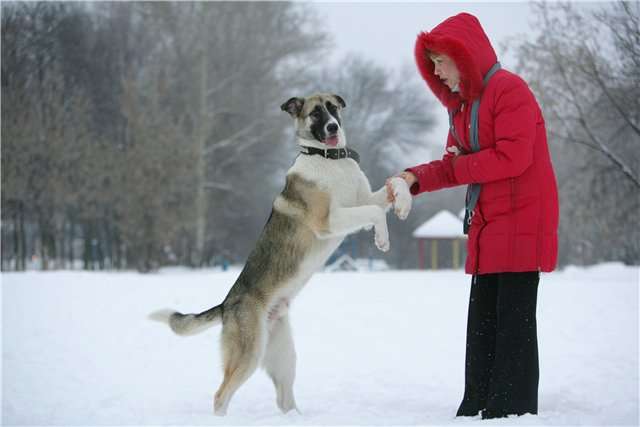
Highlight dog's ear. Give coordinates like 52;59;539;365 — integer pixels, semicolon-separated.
281;97;305;117
332;94;346;109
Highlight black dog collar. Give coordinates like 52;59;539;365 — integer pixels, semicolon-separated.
299;146;360;163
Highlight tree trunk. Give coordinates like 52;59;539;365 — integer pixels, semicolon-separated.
115;228;122;270
59;219;67;269
1;218;8;271
39;213;49;271
12;205;20;270
97;226;105;270
68;215;75;270
18;201;26;271
194;47;209;267
83;220;92;270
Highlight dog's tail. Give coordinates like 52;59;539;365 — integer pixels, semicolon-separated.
148;304;223;336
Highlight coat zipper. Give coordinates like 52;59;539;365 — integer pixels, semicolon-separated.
450;105;470;154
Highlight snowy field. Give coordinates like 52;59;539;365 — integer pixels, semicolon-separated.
2;264;638;426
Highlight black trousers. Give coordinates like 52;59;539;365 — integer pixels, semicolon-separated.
456;271;540;419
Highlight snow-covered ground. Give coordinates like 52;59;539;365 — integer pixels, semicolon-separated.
2;264;638;426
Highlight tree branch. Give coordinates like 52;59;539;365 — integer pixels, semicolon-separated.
582;46;640;136
548;40;640;188
548;130;599;152
203;119;265;156
215;133;267;170
202;182;233;191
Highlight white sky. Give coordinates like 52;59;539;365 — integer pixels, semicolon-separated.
309;1;537;152
312;2;535;71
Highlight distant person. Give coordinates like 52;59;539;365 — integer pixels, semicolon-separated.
386;13;559;419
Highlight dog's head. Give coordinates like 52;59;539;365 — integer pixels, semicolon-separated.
281;93;346;149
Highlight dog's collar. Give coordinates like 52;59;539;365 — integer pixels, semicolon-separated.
299;146;360;163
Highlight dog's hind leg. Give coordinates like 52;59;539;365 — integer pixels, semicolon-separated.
214;314;266;416
263;314;299;414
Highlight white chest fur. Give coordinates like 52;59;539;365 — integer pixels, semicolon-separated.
270;154;365;302
287;154;363;208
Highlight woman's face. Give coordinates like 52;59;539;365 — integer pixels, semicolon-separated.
430;53;460;90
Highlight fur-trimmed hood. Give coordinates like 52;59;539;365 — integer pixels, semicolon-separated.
415;13;498;109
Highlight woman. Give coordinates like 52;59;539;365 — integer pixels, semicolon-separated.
389;13;559;419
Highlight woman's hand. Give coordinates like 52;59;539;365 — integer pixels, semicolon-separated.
447;146;461;167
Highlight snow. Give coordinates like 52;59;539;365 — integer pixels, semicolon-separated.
413;210;467;239
2;263;638;426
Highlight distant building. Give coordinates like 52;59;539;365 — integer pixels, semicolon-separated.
413;210;467;269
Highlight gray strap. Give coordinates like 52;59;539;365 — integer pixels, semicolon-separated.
462;62;501;234
464;99;482;234
469;62;502;152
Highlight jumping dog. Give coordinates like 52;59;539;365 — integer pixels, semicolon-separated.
150;93;412;415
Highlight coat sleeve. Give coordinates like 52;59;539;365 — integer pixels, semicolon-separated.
404;132;459;195
453;78;537;185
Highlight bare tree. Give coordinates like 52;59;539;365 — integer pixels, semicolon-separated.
2;2;93;270
137;2;328;266
1;2;460;270
508;2;639;265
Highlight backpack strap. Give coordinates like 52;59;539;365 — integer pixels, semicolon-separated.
462;62;501;234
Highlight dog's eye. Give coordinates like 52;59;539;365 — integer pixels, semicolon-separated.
309;110;321;119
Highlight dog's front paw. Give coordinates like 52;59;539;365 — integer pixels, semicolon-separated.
375;233;390;252
388;177;412;220
374;226;390;252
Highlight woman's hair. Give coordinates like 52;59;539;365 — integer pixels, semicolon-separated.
427;50;445;61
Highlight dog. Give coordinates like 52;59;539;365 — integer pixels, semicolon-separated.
150;93;412;415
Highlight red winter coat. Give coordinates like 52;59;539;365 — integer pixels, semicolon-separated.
407;13;559;274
